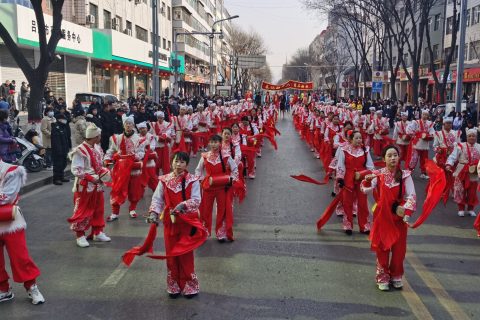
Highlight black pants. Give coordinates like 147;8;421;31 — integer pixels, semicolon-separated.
52;154;67;180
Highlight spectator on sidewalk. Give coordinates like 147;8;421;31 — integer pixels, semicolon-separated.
72;109;87;147
51;113;71;185
86;105;102;129
0;109;17;163
20;82;28;112
40;107;55;170
0;80;11;101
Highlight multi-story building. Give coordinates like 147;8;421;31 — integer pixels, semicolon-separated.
172;0;233;97
0;0;174;103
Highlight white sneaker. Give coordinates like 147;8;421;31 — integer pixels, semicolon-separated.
93;232;111;242
0;290;14;303
129;210;138;218
76;236;90;248
27;285;45;305
391;280;403;289
107;214;119;222
468;211;477;217
458;211;465;217
378;283;390;291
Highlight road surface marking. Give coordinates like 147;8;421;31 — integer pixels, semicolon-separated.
407;252;471;320
101;261;133;287
401;278;434;320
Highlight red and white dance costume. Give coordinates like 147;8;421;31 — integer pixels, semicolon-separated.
322;120;342;172
0;161;41;296
151;112;174;175
368;111;390;157
137;127;159;192
222;140;246;202
353;111;369;147
433;120;460;202
406;114;434;176
149;172;203;295
207;105;222;134
195;151;239;240
239;122;259;178
361;168;416;287
172;110;194;154
392;114;411;162
313;113;325;159
105;129;145;219
335;144;374;232
446;139;480;216
69;140;110;240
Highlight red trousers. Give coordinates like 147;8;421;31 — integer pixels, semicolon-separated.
458;181;478;210
191;135;199;155
373;139;383;157
375;222;408;283
398;144;408;162
111;175;143;213
70;190;105;236
164;225;198;295
155;146;170;175
200;187;234;240
342;184;369;232
410;149;429;174
0;229;41;292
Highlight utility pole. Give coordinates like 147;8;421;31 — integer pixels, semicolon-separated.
455;0;468;112
151;0;159;103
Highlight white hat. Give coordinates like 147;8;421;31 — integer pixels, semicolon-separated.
466;128;478;136
155;111;165;118
369;107;376;111
179;105;187;110
187;105;193;110
123;115;135;125
375;110;383;115
422;109;430;115
137;121;148;129
85;123;101;139
401;111;408;117
443;117;453;123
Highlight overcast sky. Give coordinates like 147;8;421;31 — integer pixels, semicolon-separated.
224;0;327;83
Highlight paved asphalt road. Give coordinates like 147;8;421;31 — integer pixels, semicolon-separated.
1;115;479;320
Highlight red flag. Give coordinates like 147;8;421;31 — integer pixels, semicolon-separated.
290;174;327;185
410;160;446;228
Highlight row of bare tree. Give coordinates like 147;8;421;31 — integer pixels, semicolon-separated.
301;0;460;104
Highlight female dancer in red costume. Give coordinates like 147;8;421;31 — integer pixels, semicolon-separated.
361;145;416;291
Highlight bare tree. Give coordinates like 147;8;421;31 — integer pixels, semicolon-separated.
281;48;313;82
0;0;65;121
228;25;269;95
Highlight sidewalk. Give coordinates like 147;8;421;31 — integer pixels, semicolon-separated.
20;166;72;195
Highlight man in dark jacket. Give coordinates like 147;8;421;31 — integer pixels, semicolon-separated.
51;113;71;185
100;103;118;151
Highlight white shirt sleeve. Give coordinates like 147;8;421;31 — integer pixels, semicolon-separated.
149;181;165;214
195;156;205;179
446;145;460;166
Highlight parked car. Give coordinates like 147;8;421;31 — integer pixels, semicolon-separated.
75;92;119;111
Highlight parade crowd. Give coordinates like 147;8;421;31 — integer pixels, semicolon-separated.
291;93;480;292
0;93;280;304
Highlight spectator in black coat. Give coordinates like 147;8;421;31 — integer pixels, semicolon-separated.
86;106;102;128
100;104;117;151
51;113;71;185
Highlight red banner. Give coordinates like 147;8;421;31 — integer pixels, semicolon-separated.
262;80;313;91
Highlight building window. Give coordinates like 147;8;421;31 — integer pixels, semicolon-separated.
433;44;439;60
174;8;182;20
470;41;480;60
161;2;166;16
126;20;132;34
423;47;430;64
434;14;440;31
167;40;171;50
103;10;111;29
167;6;171;20
473;6;480;25
466;9;471;27
113;15;122;31
163;38;167;49
89;3;98;28
136;25;148;42
446;16;453;34
403;53;409;67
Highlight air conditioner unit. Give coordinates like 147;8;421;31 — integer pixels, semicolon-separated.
124;29;132;36
134;0;141;4
112;18;120;30
86;14;95;25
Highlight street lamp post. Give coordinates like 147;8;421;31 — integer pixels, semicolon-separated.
455;0;468;112
209;15;239;96
151;0;159;103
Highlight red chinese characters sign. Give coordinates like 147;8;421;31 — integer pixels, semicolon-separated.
261;80;314;91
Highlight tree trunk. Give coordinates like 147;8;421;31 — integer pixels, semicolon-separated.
27;78;45;122
389;73;397;101
411;72;419;106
